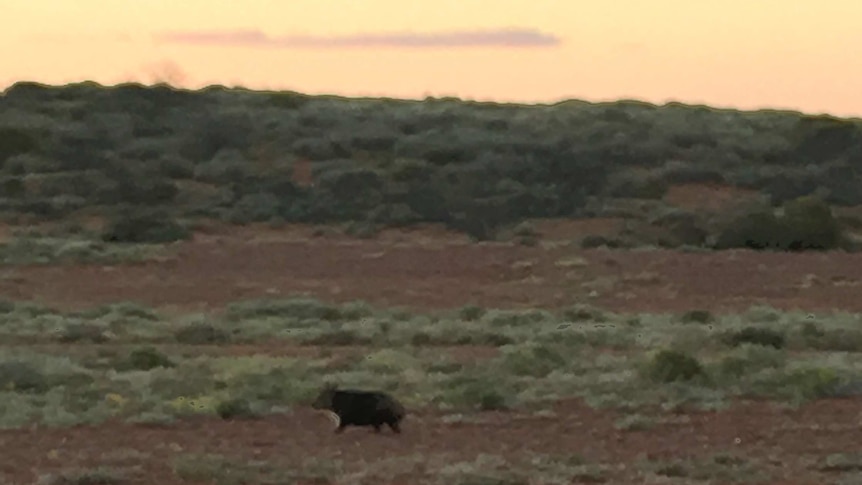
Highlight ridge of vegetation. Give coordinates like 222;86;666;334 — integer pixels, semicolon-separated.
2;80;862;251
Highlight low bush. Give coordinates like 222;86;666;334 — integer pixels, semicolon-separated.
713;195;844;251
125;347;175;371
645;350;704;383
725;327;785;349
101;208;191;244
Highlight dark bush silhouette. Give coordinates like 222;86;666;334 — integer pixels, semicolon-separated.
126;347;176;371
725;327;786;349
781;195;843;251
174;323;231;344
216;398;259;420
101;209;190;244
651;210;709;247
0;127;38;162
646;350;704;383
680;310;714;324
713;196;844;251
790;115;861;163
713;209;787;250
1;82;861;248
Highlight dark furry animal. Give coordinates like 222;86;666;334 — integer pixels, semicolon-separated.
311;384;406;434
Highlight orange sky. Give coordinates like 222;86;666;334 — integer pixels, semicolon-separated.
4;0;862;117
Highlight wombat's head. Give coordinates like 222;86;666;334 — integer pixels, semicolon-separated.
311;383;338;410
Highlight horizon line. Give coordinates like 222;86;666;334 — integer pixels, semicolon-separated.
1;78;857;120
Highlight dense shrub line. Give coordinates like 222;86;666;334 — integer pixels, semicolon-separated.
2;82;861;247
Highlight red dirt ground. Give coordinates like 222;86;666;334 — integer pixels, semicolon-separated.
3;222;862;314
1;398;858;484
3;221;862;484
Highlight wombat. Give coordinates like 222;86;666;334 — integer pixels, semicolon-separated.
311;384;406;434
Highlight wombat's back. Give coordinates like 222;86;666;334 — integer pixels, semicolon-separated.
313;386;406;433
375;392;406;419
331;389;403;413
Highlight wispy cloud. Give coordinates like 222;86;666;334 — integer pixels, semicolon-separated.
26;32;132;43
155;28;561;49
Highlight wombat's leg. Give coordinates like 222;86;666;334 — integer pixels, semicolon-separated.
388;420;401;433
373;424;382;433
335;423;347;433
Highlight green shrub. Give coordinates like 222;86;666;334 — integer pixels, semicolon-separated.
215;398;260;420
797;327;862;352
679;310;714;324
0;361;48;393
744;305;781;323
579;235;610;249
174;323;231;345
500;343;566;378
715;344;786;380
344;220;380;239
475;391;509;411
445;376;512;411
225;298;345;322
484;309;550;327
759;366;841;400
799;321;825;339
614;413;656;431
781;195;843;250
725;327;785;349
303;330;372;346
459;304;486;322
511;221;538;238
713;196;844;251
0;176;26;197
605;170;668;199
229;193;283;223
410;332;433;347
76;302;160;321
0;127;38;161
762;172;819;205
650;210;709;247
713;209;787;250
57;323;109;343
101;209;190;244
645;350;704;383
368;203;422;227
561;304;605;322
0;300;15;313
0;236;159;265
125;347;175;371
464;333;516;347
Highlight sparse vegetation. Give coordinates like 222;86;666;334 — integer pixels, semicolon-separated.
0;297;857;433
725;326;786;349
642;453;766;482
644;349;705;383
37;466;134;485
713;195;849;251
0;296;855;483
0;234;165;265
2;82;861;483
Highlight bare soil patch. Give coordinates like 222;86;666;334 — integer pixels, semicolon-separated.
3;225;862;314
1;398;856;484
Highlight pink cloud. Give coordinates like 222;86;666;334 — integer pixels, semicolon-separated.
25;32;133;43
155;28;561;49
